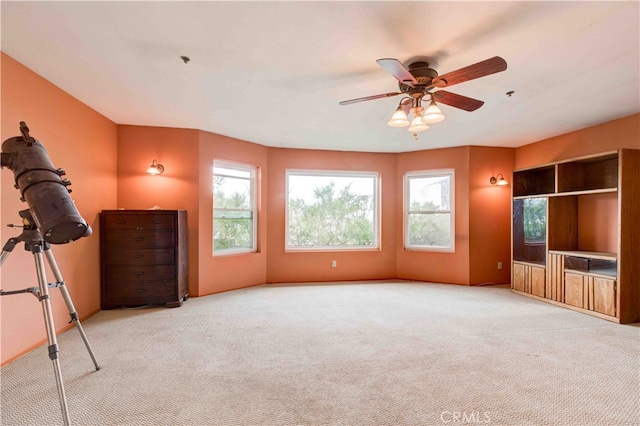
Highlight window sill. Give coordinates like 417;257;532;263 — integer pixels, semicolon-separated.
404;246;455;253
285;247;381;253
213;249;258;257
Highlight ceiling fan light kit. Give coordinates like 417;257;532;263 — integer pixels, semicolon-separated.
422;100;445;124
407;107;429;133
387;104;411;127
340;56;508;140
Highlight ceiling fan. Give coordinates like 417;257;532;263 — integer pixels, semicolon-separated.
339;56;507;139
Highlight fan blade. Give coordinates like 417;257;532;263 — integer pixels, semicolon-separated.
339;92;401;106
431;56;507;88
432;91;484;112
376;58;417;86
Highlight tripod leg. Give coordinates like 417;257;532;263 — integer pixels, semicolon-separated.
44;249;100;371
34;249;71;426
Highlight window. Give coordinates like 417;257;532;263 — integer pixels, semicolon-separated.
213;161;257;255
286;170;380;250
404;169;455;252
523;198;547;244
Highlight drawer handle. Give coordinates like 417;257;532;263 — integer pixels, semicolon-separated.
134;254;144;259
154;220;163;224
135;271;145;276
135;288;146;293
116;220;127;224
134;237;144;241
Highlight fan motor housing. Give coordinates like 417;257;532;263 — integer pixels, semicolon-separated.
399;62;439;94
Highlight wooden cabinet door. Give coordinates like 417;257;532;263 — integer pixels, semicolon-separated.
548;253;564;301
564;272;585;308
530;266;546;297
593;277;616;316
513;263;526;292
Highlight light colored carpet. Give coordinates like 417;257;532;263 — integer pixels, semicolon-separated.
1;281;639;426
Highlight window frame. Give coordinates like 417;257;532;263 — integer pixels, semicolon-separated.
404;169;455;253
285;169;381;252
212;159;258;256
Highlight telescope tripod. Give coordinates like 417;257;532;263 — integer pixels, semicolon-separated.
0;211;100;426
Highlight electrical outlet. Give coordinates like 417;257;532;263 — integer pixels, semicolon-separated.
332;260;337;268
498;262;503;270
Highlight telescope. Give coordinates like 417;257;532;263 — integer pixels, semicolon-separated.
1;121;91;244
1;121;100;425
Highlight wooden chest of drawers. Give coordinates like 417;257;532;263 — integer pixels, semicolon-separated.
100;210;188;309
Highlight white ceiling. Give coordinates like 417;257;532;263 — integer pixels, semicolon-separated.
2;1;639;153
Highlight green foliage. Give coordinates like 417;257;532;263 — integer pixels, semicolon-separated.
406;197;451;247
407;214;451;247
213;176;253;251
288;182;374;247
410;200;438;211
523;198;546;243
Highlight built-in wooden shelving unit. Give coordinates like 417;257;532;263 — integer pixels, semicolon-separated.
511;149;640;323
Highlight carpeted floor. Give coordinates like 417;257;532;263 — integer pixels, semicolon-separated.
1;281;639;425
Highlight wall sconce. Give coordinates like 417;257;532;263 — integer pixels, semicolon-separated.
146;159;164;175
490;173;508;186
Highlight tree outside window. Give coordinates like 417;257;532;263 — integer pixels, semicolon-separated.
523;198;547;243
286;171;379;250
213;161;257;255
405;170;455;252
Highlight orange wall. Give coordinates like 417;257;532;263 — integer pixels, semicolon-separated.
115;127;269;297
115;138;515;287
396;146;471;284
468;146;515;284
116;125;200;297
266;148;397;283
1;53;117;364
577;192;618;253
515;114;640;168
197;131;269;295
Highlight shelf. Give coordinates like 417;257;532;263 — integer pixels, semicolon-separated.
557;153;618;193
514;187;618;200
554;187;618;197
513;151;619;198
548;250;617;260
512;260;546;268
549;250;618;279
513;194;551;200
512;165;555;197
